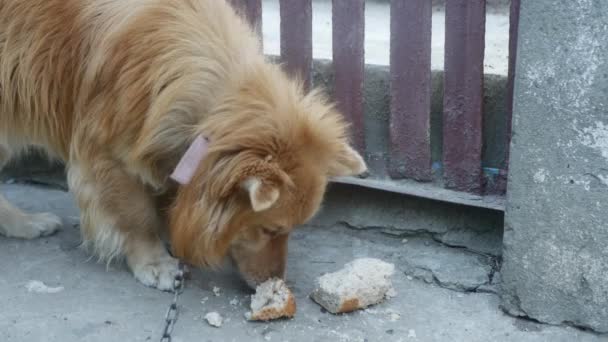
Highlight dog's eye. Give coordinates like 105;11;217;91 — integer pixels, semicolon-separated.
261;228;278;237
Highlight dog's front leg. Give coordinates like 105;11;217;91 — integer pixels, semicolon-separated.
67;161;182;291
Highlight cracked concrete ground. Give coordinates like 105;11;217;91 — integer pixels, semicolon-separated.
1;183;604;342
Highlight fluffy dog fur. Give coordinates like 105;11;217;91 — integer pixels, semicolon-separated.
0;0;366;290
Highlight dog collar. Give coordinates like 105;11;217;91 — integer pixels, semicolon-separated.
170;135;209;185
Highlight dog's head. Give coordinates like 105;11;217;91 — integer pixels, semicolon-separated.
168;65;366;286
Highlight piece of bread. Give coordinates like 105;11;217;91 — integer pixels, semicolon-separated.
310;258;395;314
246;278;296;321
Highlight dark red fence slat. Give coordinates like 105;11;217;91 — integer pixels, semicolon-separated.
332;0;365;153
228;0;262;39
389;0;433;181
279;0;313;90
505;0;520;170
443;0;486;193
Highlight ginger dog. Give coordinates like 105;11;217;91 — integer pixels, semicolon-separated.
0;0;366;290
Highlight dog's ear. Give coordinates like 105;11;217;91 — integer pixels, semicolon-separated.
327;143;367;177
207;151;292;212
241;177;280;212
237;159;293;212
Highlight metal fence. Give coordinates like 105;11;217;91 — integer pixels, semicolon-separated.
228;0;520;210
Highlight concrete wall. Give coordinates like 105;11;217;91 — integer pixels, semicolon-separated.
501;0;608;333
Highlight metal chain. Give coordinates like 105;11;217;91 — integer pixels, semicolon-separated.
160;262;185;342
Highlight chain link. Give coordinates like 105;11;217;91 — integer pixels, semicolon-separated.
160;262;185;342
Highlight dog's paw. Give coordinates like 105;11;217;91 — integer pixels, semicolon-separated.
19;212;62;239
132;255;182;291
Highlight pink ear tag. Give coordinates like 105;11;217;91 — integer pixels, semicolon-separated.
170;135;209;185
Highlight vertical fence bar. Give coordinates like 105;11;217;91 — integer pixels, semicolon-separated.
279;0;313;90
332;0;365;153
505;0;521;170
443;0;486;193
389;0;433;181
228;0;263;40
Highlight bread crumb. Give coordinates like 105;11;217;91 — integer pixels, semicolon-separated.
212;286;221;297
201;296;209;304
25;280;64;294
230;297;239;306
310;258;395;314
204;312;223;327
387;310;401;322
246;278;296;321
408;329;417;338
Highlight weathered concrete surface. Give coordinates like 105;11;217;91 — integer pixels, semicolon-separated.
313;184;504;256
398;238;496;292
502;0;608;333
1;183;603;342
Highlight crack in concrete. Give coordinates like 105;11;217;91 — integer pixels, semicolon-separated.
403;263;496;294
405;264;489;293
338;220;502;294
501;294;608;336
